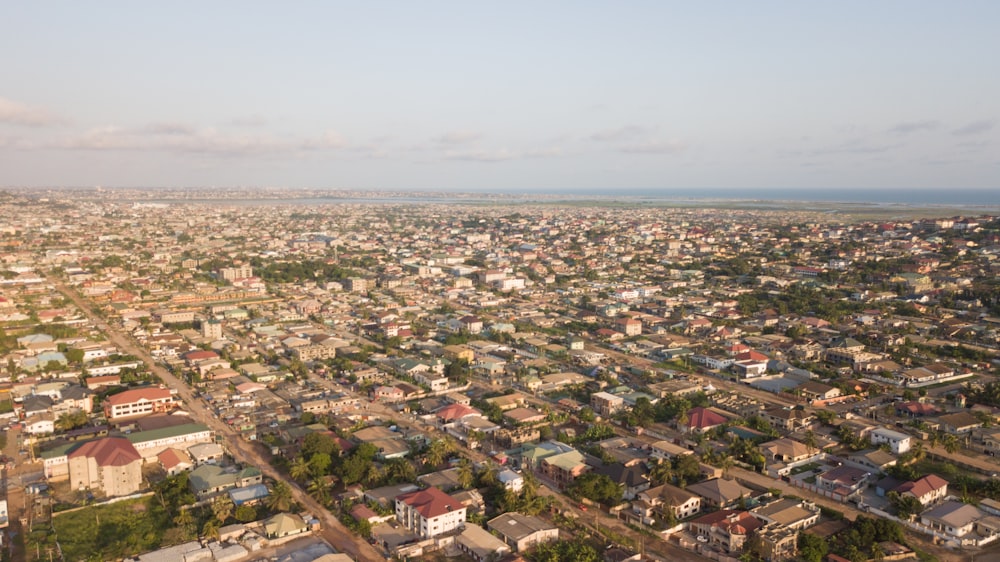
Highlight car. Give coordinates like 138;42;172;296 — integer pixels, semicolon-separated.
578;503;588;511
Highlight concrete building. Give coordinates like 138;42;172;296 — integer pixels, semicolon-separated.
395;486;467;539
67;437;143;497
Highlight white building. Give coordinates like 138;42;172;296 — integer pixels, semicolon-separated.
870;427;912;454
395;487;467;539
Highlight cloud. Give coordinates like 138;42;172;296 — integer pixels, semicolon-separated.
435;131;483;145
142;122;198;136
229;115;268;127
619;140;686;154
887;120;940;135
952;119;995;136
43;123;350;158
0;97;62;127
805;139;902;156
443;148;517;162
590;125;649;142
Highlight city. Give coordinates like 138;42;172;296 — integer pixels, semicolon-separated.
1;187;999;562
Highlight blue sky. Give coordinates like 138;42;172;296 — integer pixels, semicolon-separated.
1;2;998;191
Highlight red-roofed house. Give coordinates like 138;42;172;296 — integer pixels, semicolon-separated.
689;510;763;554
395;486;467;538
158;448;193;476
103;387;176;421
686;407;728;434
435;403;482;426
895;474;949;506
67;437;143;496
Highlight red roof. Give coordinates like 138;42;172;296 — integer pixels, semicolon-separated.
182;350;219;361
105;387;173;406
68;437;141;467
687;407;727;430
396;487;462;518
896;474;948;499
435;403;479;422
157;448;190;470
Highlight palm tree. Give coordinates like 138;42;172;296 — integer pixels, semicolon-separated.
289;456;311;482
267;480;294;512
649;460;674;486
307;479;331;506
211;495;234;525
720;455;735;478
457;458;475;489
202;520;220;541
424;438;453;468
363;463;384;487
478;464;500;487
173;507;194;532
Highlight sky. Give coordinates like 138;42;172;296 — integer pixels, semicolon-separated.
1;2;998;192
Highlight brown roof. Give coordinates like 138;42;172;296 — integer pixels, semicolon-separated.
68;437;141;467
105;387;172;406
396;486;463;518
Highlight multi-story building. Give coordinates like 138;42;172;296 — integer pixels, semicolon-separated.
67;437;143;497
590;391;625;418
395;486;467;539
103;387;176;421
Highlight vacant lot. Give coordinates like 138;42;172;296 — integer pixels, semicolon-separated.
52;496;171;562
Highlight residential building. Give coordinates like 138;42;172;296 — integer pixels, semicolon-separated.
103;387;176;421
395;486;467;539
488;513;559;552
67;437;143;497
870;427;912;454
456;524;511;562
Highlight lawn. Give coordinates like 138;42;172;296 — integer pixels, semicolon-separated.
790;462;820;475
52;496;172;562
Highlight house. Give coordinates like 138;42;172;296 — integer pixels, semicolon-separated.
870;427;912;454
595;462;650;500
894;474;949;506
760;438;819;465
591;392;625;418
67;437;143;497
750;498;820;531
263;513;309;539
816;465;870;497
920;500;983;539
455;524;511;562
395;486;467;539
498;469;524;493
488;512;559;552
634;483;701;524
648;440;694;463
938;411;981;435
157;448;193;476
686;478;753;509
688;510;763;554
763;407;814;432
503;407;547;425
686;407;728;434
797;381;842;402
103;387;176;421
538;449;590;490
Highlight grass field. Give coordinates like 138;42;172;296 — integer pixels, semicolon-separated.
52;496;172;562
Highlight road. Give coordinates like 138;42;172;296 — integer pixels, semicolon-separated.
51;279;386;562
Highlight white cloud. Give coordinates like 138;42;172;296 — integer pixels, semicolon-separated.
590;125;650;142
443;148;517;162
0;97;61;127
952;119;995;136
887;120;940;135
619;140;686;154
435;131;483;145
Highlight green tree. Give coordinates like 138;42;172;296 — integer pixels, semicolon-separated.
267;480;294;512
290;456;311;482
457;458;475;489
211;495;235;525
234;504;257;523
566;472;621;506
798;533;828;562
